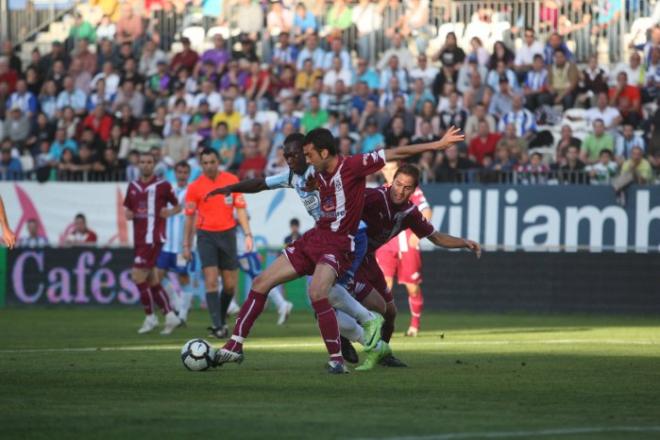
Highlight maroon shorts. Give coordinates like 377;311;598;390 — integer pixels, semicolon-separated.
133;243;163;269
284;228;354;278
375;231;423;285
353;253;393;304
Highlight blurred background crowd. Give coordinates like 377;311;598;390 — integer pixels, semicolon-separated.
0;0;659;185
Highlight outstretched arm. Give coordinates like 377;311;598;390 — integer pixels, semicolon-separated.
205;178;269;201
384;126;464;162
427;231;481;258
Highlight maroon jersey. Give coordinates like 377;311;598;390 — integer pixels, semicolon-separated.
124;177;178;246
362;185;434;252
314;149;386;235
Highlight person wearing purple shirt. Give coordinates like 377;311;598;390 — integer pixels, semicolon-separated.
199;34;231;72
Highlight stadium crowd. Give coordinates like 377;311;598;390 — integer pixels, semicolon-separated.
0;0;659;186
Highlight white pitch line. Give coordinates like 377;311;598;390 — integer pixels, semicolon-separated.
0;339;658;354
349;426;660;440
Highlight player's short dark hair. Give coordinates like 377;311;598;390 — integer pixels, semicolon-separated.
290;218;300;227
200;147;219;159
175;160;190;170
75;213;86;222
393;164;420;188
303;128;337;156
283;133;305;151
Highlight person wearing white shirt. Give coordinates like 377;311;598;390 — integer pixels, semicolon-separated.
296;34;325;71
514;28;545;73
194;80;223;112
380;55;409;92
611;52;645;87
239;100;272;135
409;53;438;89
139;40;168;77
90;62;120;97
498;94;537;139
377;33;414;71
322;57;353;91
584;92;622;130
167;87;195;112
352;0;384;62
322;39;352;72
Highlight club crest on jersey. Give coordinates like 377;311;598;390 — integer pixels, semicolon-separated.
321;196;335;212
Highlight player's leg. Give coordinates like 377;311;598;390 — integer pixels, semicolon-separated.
202;265;225;337
217;254;300;363
148;265;182;335
177;273;192;322
404;283;423;337
398;248;424;337
328;283;381;341
133;267;159;334
307;262;347;372
219;268;238;329
269;284;293;325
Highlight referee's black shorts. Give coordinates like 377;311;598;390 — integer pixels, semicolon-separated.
196;227;239;270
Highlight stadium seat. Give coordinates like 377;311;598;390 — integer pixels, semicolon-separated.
182;26;206;52
207;26;230;40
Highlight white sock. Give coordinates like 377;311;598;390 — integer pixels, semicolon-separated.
179;282;193;321
336;310;365;345
328;284;374;325
269;284;287;309
229;296;239;310
162;280;182;313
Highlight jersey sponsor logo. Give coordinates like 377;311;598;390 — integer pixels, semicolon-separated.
302;194;319;211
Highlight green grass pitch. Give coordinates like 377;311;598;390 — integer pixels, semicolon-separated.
1;309;659;439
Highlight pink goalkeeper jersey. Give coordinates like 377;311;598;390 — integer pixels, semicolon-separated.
124;177;178;246
314;149;386;235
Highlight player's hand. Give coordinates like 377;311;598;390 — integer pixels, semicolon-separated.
244;234;254;252
464;239;482;258
160;207;172;218
437;126;464;150
205;186;231;201
125;209;134;220
2;227;16;249
182;246;192;261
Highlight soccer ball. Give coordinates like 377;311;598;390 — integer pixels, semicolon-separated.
180;338;215;371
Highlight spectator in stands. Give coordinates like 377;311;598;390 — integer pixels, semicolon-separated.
140;40;168;78
327;80;352;117
293;3;318;36
576;54;609;107
499;94;537;140
74;39;97;76
1;40;21;73
559;145;587;184
584;92;622;131
0;57;17;96
267;1;294;36
615;123;645;163
548;49;579;109
17;218;48;248
497;122;528;162
468;120;501;165
4;106;30;145
465;103;496;143
432;31;465;70
6;79;37;118
96;39;119;72
236;0;264;39
238;134;266;179
162;118;190;164
96;15;116;42
621;146;653;184
523;54;550;111
91;62;120;100
435;144;475;182
609;71;641;113
323;57;353;92
56;76;86;117
69;12;97;45
408;78;435;114
301;94;328;131
581;119;615;164
82;105;114;142
352;0;384;61
69;58;92;95
489;78;514;120
64;213;98;246
116;4;144;46
439;91;467;135
25;113;55;152
211;122;239;170
486;60;519;94
613;51;645;88
171;38;200;74
514;28;545;76
517;151;549;184
544;32;574;65
113;80;145;117
50;127;77;160
326;0;353;32
212;97;241;134
93;147;126;181
412;119;439;145
296;34;324;71
385;115;411;147
488;41;515;71
555;124;581;164
643;47;660;104
284;217;301;244
586;149;617;184
466;37;489;68
25;66;42;97
0;147;22;180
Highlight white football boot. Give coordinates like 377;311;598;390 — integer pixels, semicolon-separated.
277;301;293;325
137;314;158;334
160;311;182;335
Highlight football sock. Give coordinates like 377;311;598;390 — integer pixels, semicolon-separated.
180;282;193;321
219;289;233;326
409;291;424;330
269;284;287;309
150;284;172;314
382;305;395;343
224;290;268;352
328;284;373;324
206;291;222;329
336;310;365;345
312;298;343;363
137;281;153;315
162;280;181;313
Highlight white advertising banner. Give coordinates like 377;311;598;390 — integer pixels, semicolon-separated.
0;183;314;248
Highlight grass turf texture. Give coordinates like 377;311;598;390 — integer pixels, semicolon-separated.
1;309;659;440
